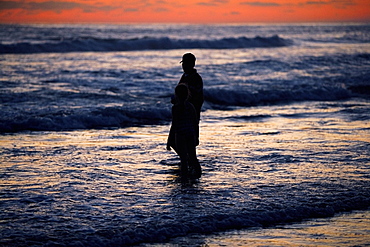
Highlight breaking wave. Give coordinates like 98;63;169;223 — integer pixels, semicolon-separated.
0;106;171;133
0;85;356;133
204;85;352;107
0;35;291;54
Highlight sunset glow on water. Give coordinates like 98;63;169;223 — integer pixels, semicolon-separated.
1;100;369;246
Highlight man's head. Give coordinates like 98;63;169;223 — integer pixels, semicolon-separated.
180;53;196;73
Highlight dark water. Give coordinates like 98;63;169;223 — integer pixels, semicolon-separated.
0;23;369;246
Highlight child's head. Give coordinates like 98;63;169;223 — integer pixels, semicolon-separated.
175;84;189;102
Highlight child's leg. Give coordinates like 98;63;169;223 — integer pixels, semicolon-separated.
175;134;189;176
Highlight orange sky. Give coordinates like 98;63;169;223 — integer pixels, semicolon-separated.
0;0;369;23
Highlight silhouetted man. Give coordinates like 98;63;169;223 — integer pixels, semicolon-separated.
177;53;204;121
169;53;204;149
167;53;204;156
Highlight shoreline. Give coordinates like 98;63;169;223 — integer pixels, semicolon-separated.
144;209;370;246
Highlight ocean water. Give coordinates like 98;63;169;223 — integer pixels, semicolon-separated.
0;23;369;246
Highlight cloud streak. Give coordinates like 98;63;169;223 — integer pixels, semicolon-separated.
239;0;357;9
0;0;116;12
197;0;228;6
240;2;281;6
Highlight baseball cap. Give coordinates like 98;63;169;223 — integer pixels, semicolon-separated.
180;53;196;63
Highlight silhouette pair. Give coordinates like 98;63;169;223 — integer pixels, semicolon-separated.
167;53;204;179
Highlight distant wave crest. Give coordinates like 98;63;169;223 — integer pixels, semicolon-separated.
0;35;292;54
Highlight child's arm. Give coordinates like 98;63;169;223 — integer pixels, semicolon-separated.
167;126;174;151
167;106;176;151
